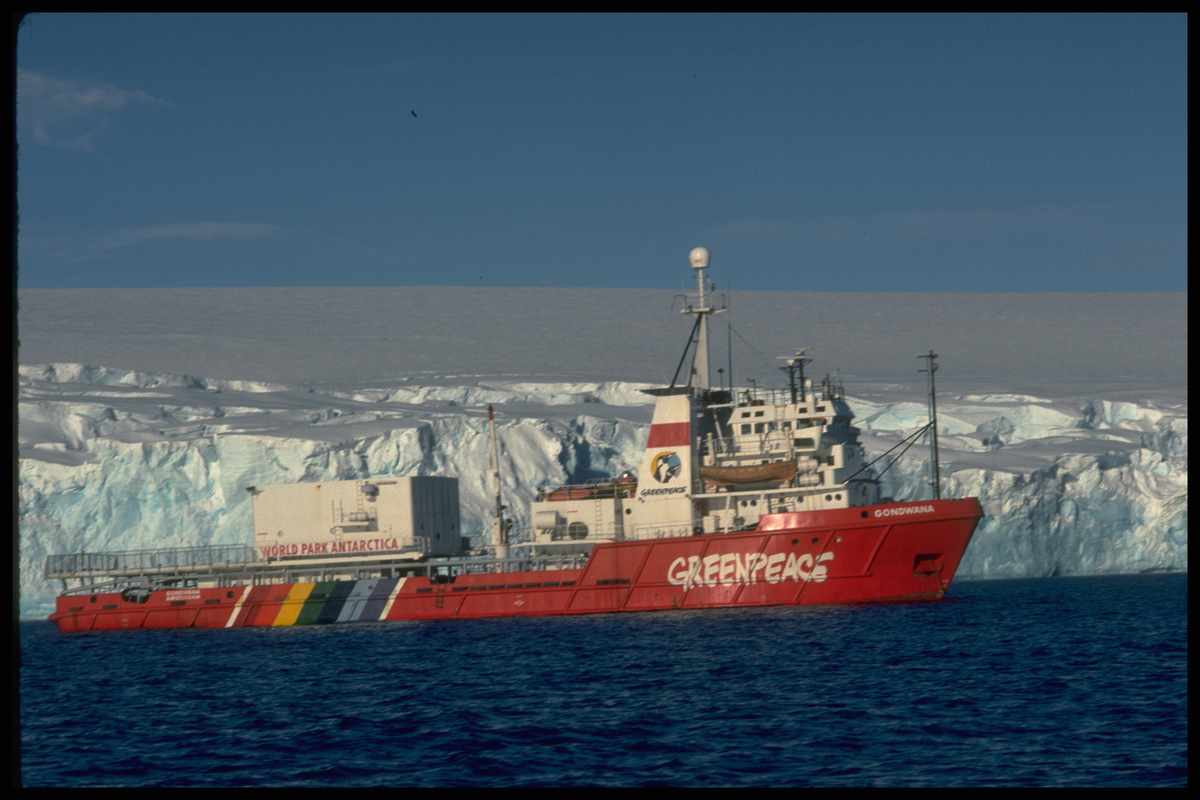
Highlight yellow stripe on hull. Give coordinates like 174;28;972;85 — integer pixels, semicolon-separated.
272;582;316;626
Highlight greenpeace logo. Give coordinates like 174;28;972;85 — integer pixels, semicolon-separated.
874;505;936;518
639;486;688;499
651;451;682;483
668;551;833;590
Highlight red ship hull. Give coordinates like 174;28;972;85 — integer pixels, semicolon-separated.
49;499;982;632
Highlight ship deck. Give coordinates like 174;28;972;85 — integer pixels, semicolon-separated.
45;544;589;596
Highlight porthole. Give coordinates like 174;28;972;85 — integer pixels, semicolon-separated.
835;493;842;500
791;538;799;546
568;522;589;540
811;537;819;544
825;495;832;501
226;591;235;599
89;595;97;603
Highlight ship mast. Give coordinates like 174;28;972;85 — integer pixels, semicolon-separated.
488;404;509;560
918;351;941;500
680;247;727;391
779;347;812;404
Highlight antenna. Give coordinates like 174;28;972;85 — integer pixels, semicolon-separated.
778;347;811;404
727;306;733;400
917;351;941;500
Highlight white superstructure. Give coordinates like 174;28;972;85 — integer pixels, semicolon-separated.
528;249;880;554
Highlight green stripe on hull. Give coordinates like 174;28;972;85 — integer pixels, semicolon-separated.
294;581;338;626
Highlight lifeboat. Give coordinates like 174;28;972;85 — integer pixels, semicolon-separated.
700;459;796;487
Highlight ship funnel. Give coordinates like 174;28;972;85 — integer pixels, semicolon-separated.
689;247;710;269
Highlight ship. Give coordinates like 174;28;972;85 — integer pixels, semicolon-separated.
46;248;984;632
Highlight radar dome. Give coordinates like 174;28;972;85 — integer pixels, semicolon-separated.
689;247;710;269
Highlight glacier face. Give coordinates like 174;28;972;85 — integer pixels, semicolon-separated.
18;363;1187;619
859;398;1187;580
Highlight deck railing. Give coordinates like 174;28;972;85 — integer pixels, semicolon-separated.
626;523;696;541
423;553;590;577
45;544;261;579
44;542;590;584
524;521;697;544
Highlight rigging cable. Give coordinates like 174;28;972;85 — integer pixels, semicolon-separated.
842;422;933;483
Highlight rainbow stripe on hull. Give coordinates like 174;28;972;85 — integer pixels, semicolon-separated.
50;578;406;632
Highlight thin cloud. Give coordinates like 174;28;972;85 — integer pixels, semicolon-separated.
17;70;170;151
98;222;284;251
715;203;1152;248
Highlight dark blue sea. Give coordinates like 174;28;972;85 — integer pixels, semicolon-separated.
19;573;1187;787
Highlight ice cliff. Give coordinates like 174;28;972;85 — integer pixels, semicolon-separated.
19;363;1187;618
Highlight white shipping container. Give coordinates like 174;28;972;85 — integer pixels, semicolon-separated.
249;477;461;560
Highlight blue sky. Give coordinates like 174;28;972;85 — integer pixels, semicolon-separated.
16;14;1187;291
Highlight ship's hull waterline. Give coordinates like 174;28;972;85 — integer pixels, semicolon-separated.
50;499;981;632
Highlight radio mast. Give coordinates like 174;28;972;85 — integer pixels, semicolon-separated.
918;351;941;499
488;404;509;561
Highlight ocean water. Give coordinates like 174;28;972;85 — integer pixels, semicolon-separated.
19;573;1187;787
